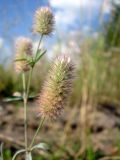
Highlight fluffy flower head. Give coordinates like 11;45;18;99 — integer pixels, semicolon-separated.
15;37;33;73
33;7;54;35
37;54;75;119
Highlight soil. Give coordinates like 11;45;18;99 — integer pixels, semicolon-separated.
0;101;120;157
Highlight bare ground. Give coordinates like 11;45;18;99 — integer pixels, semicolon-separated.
0;101;120;157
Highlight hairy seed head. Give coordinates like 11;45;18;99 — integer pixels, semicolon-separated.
33;7;55;35
37;54;75;119
15;37;33;73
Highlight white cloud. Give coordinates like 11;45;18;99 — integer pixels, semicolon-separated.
102;0;112;14
50;0;104;31
50;0;81;30
0;37;4;48
50;0;114;34
55;10;78;27
50;0;101;9
50;0;80;9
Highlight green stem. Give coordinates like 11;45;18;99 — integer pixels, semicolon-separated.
19;35;44;160
26;68;33;98
22;73;28;152
35;34;43;61
29;117;45;149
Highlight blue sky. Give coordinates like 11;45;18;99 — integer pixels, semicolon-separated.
0;0;112;63
0;0;49;63
0;0;111;39
0;0;48;38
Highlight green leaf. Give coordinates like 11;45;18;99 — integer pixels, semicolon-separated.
14;58;26;62
26;56;33;62
35;49;46;63
31;143;49;151
25;56;34;67
26;152;32;160
27;59;34;67
3;95;36;102
35;49;41;58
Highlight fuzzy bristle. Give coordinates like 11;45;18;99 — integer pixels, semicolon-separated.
33;7;55;35
37;54;75;119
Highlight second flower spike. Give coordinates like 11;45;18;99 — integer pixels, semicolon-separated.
15;37;33;73
37;54;75;119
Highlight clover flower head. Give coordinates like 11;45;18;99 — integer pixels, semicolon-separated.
37;54;75;119
33;7;55;35
15;37;33;73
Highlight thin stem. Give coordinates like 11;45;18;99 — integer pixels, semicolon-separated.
19;35;44;160
29;117;45;149
35;34;43;61
22;68;33;156
22;73;26;94
22;73;28;151
26;68;33;98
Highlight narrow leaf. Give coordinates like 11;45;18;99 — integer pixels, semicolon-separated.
31;143;49;151
12;149;25;160
35;50;46;63
36;49;41;57
3;95;36;102
14;58;26;62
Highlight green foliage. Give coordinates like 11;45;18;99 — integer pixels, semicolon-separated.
86;145;95;160
31;143;49;152
3;149;12;160
0;55;49;98
105;2;120;49
70;34;120;106
0;65;14;97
